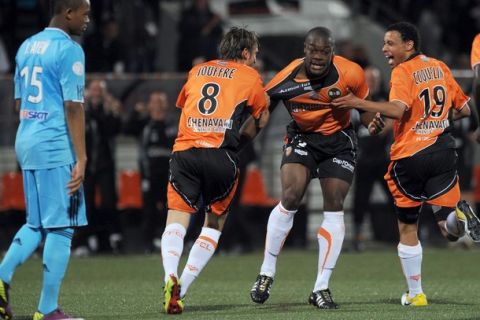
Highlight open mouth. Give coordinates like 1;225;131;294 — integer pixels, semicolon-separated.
310;62;325;71
385;55;394;66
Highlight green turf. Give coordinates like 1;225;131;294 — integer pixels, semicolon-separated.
6;248;480;319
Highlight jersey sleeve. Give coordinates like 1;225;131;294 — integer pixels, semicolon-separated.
14;60;21;99
247;74;268;119
59;43;85;103
175;84;187;109
347;62;369;99
471;34;480;69
441;62;470;110
389;66;413;109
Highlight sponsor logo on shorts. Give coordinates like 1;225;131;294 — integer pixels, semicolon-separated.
332;157;354;172
294;149;308;156
20;109;48;121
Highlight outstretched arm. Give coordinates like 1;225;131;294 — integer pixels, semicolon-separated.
332;92;406;120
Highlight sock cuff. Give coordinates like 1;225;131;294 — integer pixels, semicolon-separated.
164;223;186;236
279;202;298;215
323;211;345;223
398;242;422;258
200;227;221;242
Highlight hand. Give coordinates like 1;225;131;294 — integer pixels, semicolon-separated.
368;112;385;135
67;159;86;195
331;91;360;110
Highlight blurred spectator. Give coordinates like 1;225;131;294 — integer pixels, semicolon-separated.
177;0;223;71
336;40;370;68
124;91;177;253
84;19;126;73
0;36;10;73
118;0;159;72
74;80;124;255
351;65;393;250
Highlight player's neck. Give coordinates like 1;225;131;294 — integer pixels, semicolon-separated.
48;17;71;36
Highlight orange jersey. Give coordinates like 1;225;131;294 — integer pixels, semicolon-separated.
266;56;369;135
471;33;480;69
389;54;470;160
173;60;268;152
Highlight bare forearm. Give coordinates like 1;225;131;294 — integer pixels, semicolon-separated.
65;102;87;162
356;100;404;119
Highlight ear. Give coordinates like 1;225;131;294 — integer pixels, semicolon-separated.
406;40;414;51
65;8;73;20
241;48;250;60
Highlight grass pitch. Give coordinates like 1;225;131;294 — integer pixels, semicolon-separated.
6;248;480;319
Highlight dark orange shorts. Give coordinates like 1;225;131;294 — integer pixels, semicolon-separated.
168;148;239;216
384;149;460;208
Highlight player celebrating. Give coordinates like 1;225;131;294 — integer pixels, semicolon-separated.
332;22;480;306
0;0;90;319
250;26;378;309
161;27;269;314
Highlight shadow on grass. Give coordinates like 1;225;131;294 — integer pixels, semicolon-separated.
374;298;474;306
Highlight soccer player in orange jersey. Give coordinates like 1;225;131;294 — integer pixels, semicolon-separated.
471;34;480;143
472;34;480;109
332;22;480;307
161;27;269;314
250;27;380;309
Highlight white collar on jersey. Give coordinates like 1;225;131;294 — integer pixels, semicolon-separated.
44;27;71;39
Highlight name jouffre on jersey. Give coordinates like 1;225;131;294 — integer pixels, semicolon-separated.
196;66;236;79
187;117;233;133
412;66;444;85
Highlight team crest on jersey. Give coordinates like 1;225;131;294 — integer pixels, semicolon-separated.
327;88;342;100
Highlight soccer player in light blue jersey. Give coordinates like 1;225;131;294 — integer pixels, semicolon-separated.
0;1;90;319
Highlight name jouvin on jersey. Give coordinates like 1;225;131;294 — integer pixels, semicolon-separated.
187;117;233;133
196;65;236;79
412;66;444;85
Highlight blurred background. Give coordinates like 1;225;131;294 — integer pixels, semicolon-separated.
0;0;479;255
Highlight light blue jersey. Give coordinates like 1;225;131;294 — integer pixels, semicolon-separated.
14;28;85;170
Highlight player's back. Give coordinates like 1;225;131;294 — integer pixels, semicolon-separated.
389;54;469;160
14;28;85;170
173;59;266;152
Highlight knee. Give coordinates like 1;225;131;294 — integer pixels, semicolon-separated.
281;189;302;210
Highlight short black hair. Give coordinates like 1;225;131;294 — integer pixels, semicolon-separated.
387;22;421;52
305;27;334;45
50;0;85;16
219;27;259;60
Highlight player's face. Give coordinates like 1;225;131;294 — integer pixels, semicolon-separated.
304;36;333;77
383;30;412;68
67;0;91;36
